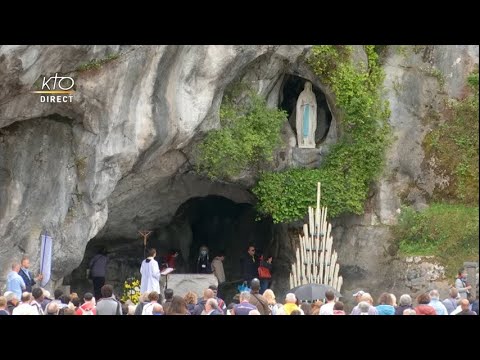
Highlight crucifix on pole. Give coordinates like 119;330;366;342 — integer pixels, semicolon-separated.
138;230;152;259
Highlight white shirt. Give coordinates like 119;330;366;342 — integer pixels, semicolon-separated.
12;303;38;315
319;301;335;315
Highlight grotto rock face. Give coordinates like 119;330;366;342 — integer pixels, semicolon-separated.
331;45;479;307
0;45;312;290
1;45;477;304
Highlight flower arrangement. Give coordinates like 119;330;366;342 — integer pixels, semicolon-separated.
121;277;141;304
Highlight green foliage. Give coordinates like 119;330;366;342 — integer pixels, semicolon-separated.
423;69;479;204
253;45;390;223
196;90;287;180
396;204;479;277
76;53;120;72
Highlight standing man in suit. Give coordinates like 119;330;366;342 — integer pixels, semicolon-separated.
19;256;43;293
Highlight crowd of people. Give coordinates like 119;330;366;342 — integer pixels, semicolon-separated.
1;249;477;315
1;278;478;315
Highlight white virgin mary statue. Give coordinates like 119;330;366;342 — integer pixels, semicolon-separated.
295;81;317;148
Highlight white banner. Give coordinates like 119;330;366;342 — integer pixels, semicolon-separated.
40;234;52;287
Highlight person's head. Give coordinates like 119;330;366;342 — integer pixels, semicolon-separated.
247;246;255;256
71;297;81;308
417;293;431;305
139;292;150;303
458;268;467;278
101;284;114;298
378;292;393;305
41;288;51;299
285;293;297;304
460;298;470;311
449;287;459;299
148;291;160;302
32;288;44;302
184;291;197;305
263;289;276;305
152;303;163;315
167;296;188;315
46;302;59;315
21;292;31;303
300;302;312;315
353;290;365;304
353;290;365;303
11;263;20;273
390;293;397;307
147;248;156;258
290;309;302;315
4;291;18;305
0;296;7;309
84;292;94;302
60;294;70;305
21;256;30;269
199;245;208;256
358;301;370;313
215;252;225;261
429;289;440;301
169;249;179;257
403;308;417;315
325;290;335;302
399;294;412;307
62;308;75;315
205;298;219;314
359;293;374;305
239;291;251;302
333;301;344;311
249;309;261;315
54;288;63;300
164;288;174;301
203;288;214;300
250;278;261;292
208;285;218;297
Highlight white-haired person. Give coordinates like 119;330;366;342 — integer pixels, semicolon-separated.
351;293;378;315
428;289;448;315
40;288;52;311
403;308;417;315
249;309;261;315
395;294;413;315
12;292;37;315
358;301;371;315
233;291;258;315
277;293;303;315
3;291;19;314
204;298;223;315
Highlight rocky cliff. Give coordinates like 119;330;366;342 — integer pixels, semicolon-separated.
0;45;478;300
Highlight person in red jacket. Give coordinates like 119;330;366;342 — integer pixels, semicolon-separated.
414;293;437;315
165;249;179;269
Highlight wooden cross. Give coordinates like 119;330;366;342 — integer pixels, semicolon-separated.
138;230;152;258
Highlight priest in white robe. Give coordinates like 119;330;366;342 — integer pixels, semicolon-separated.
140;248;161;293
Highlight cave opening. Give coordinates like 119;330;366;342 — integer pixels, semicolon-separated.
280;74;332;144
68;195;274;299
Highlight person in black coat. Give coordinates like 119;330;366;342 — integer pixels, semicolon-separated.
240;245;258;285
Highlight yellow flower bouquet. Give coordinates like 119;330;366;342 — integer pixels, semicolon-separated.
121;277;141;304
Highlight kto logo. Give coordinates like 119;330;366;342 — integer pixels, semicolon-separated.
32;73;75;103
